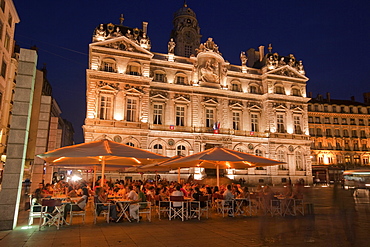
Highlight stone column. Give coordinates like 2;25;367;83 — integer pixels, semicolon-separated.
0;49;37;230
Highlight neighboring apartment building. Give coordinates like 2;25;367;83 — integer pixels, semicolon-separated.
308;93;370;180
0;0;19;162
83;4;313;185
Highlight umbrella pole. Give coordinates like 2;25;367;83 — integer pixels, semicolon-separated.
93;166;97;189
178;167;180;183
216;164;220;187
101;158;105;187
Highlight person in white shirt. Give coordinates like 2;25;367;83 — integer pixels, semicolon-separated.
170;185;184;207
127;185;140;220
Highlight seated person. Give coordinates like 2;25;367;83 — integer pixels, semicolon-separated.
94;187;118;221
64;187;89;220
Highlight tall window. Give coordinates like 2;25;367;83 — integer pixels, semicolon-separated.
277;150;287;170
231;82;241;92
251;113;258;132
325;129;332;137
4;33;9;51
295;151;304;170
0;0;4;12
153;144;163;155
153;104;163;125
277;114;285;133
8;13;12;27
1;60;6;78
232;111;240;130
184;45;192;57
343;129;349;137
177;145;186;156
126;98;137;122
176;106;185;126
99;95;113;120
294;116;302;134
0;21;3;40
335;129;340;137
205;108;214;128
250;85;258;94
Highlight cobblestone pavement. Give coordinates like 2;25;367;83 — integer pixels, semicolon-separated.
1;185;369;247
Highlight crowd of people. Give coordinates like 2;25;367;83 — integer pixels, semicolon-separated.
31;177;305;221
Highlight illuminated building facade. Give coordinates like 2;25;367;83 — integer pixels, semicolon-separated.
308;93;370;170
83;4;313;185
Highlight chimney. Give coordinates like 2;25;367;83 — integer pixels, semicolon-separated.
363;92;370;105
326;92;331;102
351;96;355;102
259;45;264;62
142;22;148;35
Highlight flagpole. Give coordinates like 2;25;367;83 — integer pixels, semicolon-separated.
100;158;105;187
178;167;181;183
216;163;220;187
93;166;97;189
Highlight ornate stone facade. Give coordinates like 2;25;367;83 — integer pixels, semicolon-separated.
308;93;370;170
83;4;313;185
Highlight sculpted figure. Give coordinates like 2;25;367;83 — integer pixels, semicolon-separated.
126;29;133;39
240;52;247;66
113;27;122;37
200;59;219;83
95;24;106;37
168;38;176;53
279;57;286;66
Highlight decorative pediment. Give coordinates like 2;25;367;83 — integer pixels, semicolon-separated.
229;100;243;108
291;104;304;111
203;97;218;105
266;65;307;80
91;36;153;56
150;91;168;100
174;94;191;103
124;85;144;94
97;81;119;90
273;102;287;109
247;102;261;109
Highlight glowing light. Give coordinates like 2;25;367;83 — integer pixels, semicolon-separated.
71;175;82;182
132;158;141;164
114;113;123;121
286;127;293;134
52;157;66;162
21;226;33;229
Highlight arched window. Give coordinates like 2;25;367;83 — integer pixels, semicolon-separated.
177;145;186;156
127;62;141;76
275;85;285;94
250;85;258;94
153;144;163;155
231;81;241;92
126;142;135;147
153;70;166;82
175;73;187;85
295;151;304;170
101;58;116;72
277;150;287;170
291;88;301;96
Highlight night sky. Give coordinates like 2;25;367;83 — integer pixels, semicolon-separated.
12;0;370;143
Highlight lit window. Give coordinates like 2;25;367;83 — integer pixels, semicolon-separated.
103;62;114;72
294;116;302;134
127;63;140;75
176;106;185;126
277;114;285;133
153;104;163;125
126;98;137;122
232;111;240;130
251;113;258;132
205;108;214;128
99;95;113;120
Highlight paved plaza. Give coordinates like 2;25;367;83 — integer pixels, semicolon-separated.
1;185;369;247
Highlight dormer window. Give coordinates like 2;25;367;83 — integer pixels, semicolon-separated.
154;71;166;82
101;58;116;72
175;73;187;85
292;88;301;96
231;81;241;92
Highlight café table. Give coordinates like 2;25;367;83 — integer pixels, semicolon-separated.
114;199;133;222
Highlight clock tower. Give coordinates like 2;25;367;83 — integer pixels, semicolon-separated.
171;3;201;57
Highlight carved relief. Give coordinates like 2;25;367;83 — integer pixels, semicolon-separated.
199;58;219;83
97;81;119;90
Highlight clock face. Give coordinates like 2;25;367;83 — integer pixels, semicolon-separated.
184;31;194;42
